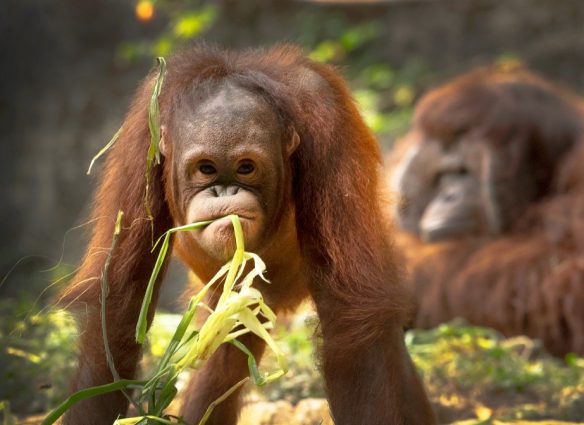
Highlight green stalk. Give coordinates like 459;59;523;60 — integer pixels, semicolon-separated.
50;215;285;424
100;211;142;412
114;415;176;425
218;215;245;304
87;125;123;175
144;57;167;224
136;220;212;344
197;378;249;425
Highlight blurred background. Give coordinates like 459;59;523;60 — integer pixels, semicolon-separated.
2;0;584;423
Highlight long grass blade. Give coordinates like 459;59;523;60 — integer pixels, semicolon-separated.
136;233;170;343
147;57;166;169
136;220;214;344
87;125;123;175
114;415;175;425
144;57;167;223
99;211;142;412
41;379;146;425
230;339;265;385
197;377;249;425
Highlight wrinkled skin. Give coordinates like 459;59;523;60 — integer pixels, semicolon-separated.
163;84;298;265
392;131;539;242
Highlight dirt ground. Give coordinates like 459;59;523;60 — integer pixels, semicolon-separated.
15;403;584;425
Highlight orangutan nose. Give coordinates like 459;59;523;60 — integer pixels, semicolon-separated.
211;185;241;197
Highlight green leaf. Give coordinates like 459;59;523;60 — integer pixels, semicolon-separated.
136;232;171;344
230;339;265;385
136;220;213;344
41;379;147;425
197;377;249;425
144;56;167;222
173;7;217;39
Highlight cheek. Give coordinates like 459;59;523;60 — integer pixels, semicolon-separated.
418;177;484;242
392;143;442;232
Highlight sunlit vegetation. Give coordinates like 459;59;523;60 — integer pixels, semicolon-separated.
150;313;584;423
409;323;584;423
2;300;583;423
0;299;77;415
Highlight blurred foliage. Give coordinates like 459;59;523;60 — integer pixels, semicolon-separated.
258;312;325;403
147;311;584;422
0;299;76;415
121;1;430;146
308;23;379;63
119;2;217;61
4;304;584;423
255;316;584;423
304;21;428;144
409;322;584;423
142;313;184;371
0;400;17;425
495;53;526;73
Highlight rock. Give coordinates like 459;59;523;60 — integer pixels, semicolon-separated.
239;398;333;425
293;398;333;425
240;400;295;425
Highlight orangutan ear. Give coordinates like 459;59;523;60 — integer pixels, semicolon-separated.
286;129;300;157
159;125;170;158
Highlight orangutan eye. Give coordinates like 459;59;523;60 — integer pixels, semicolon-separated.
237;162;255;175
199;163;217;175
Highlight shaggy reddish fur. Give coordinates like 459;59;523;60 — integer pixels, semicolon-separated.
60;44;435;425
390;68;584;356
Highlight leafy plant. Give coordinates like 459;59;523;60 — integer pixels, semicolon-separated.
0;298;77;415
407;321;584;422
42;215;286;425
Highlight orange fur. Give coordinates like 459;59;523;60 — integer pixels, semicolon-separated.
61;44;435;425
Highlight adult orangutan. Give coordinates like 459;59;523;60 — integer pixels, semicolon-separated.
389;67;584;356
60;44;435;425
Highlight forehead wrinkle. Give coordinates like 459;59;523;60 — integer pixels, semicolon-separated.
176;116;278;154
174;82;279;128
172;88;283;158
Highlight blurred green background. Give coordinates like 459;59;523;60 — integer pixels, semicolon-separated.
1;0;584;423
